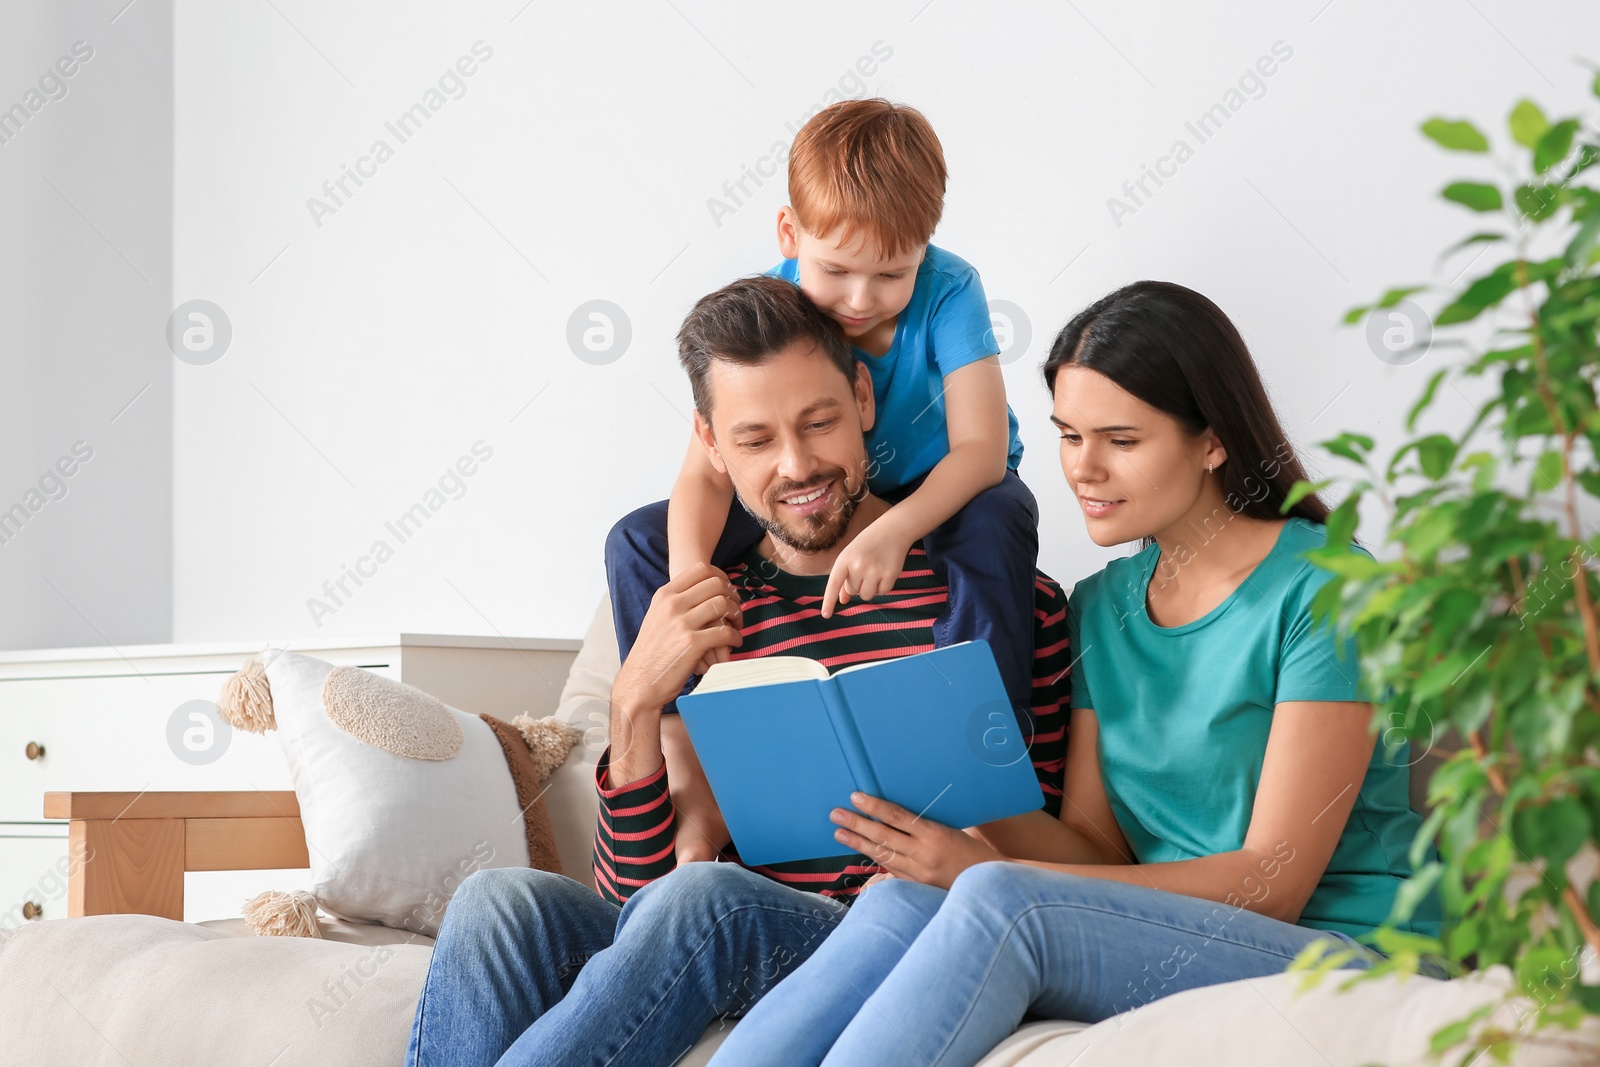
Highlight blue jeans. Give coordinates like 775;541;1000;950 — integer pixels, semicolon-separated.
709;862;1379;1067
405;863;849;1067
604;469;1040;721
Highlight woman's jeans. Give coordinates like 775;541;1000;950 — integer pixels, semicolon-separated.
709;861;1380;1067
405;863;848;1067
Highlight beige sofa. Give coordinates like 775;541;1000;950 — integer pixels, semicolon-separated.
1;597;1589;1066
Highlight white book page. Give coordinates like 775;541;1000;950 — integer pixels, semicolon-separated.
694;655;830;694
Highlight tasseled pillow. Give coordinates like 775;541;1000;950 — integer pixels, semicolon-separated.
221;651;580;938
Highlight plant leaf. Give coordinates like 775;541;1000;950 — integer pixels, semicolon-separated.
1429;1004;1492;1054
1534;119;1579;174
1442;182;1504;212
1566;213;1600;268
1322;433;1376;464
1281;479;1333;513
1344;286;1431;326
1407;368;1450;433
1514;184;1559;222
1436;265;1518;325
1377;285;1427;309
1539;797;1592;873
1391;862;1444;924
1508;99;1548;148
1424;117;1490;152
1533;449;1564;492
1438;232;1504;262
1325;494;1360;549
1417;435;1458;479
1575;982;1600;1013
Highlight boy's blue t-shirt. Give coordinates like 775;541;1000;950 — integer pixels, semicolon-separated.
767;244;1025;495
1064;518;1444;942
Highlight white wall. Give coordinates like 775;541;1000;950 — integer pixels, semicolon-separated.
47;0;1596;645
0;0;172;650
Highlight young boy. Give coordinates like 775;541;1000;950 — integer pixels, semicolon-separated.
605;99;1038;864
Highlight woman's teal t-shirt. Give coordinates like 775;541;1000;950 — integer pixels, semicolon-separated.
1064;517;1442;940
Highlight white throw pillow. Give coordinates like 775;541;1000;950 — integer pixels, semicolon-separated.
260;649;535;938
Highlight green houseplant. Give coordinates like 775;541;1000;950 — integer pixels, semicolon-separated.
1288;78;1600;1064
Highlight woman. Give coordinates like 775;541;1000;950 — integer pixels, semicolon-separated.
707;281;1442;1067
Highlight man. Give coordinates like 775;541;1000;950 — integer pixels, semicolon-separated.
405;276;1069;1067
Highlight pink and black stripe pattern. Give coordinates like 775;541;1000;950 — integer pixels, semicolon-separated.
593;545;1071;906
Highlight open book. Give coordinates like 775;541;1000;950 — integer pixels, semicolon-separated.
677;640;1043;866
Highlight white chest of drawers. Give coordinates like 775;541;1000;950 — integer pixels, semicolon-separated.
0;633;579;926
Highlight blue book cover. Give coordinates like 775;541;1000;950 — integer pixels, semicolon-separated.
676;640;1043;867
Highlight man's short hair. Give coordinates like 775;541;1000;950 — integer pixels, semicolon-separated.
788;98;947;260
677;275;856;421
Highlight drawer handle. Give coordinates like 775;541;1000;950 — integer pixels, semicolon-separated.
21;901;42;920
25;741;45;760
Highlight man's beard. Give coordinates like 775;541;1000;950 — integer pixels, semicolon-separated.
738;466;864;554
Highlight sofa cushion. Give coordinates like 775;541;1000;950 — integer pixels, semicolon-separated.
0;910;1084;1067
196;915;436;948
0;914;433;1066
252;649;560;938
540;591;618;891
1002;965;1597;1066
10;909;1586;1067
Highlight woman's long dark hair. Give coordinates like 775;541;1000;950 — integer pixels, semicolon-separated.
1041;280;1330;526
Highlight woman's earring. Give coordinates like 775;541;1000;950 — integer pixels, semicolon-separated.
1207;462;1214;473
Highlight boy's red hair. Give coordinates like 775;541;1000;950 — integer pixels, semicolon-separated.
788;99;947;260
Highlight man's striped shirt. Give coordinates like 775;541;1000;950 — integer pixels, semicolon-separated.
593;542;1070;906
